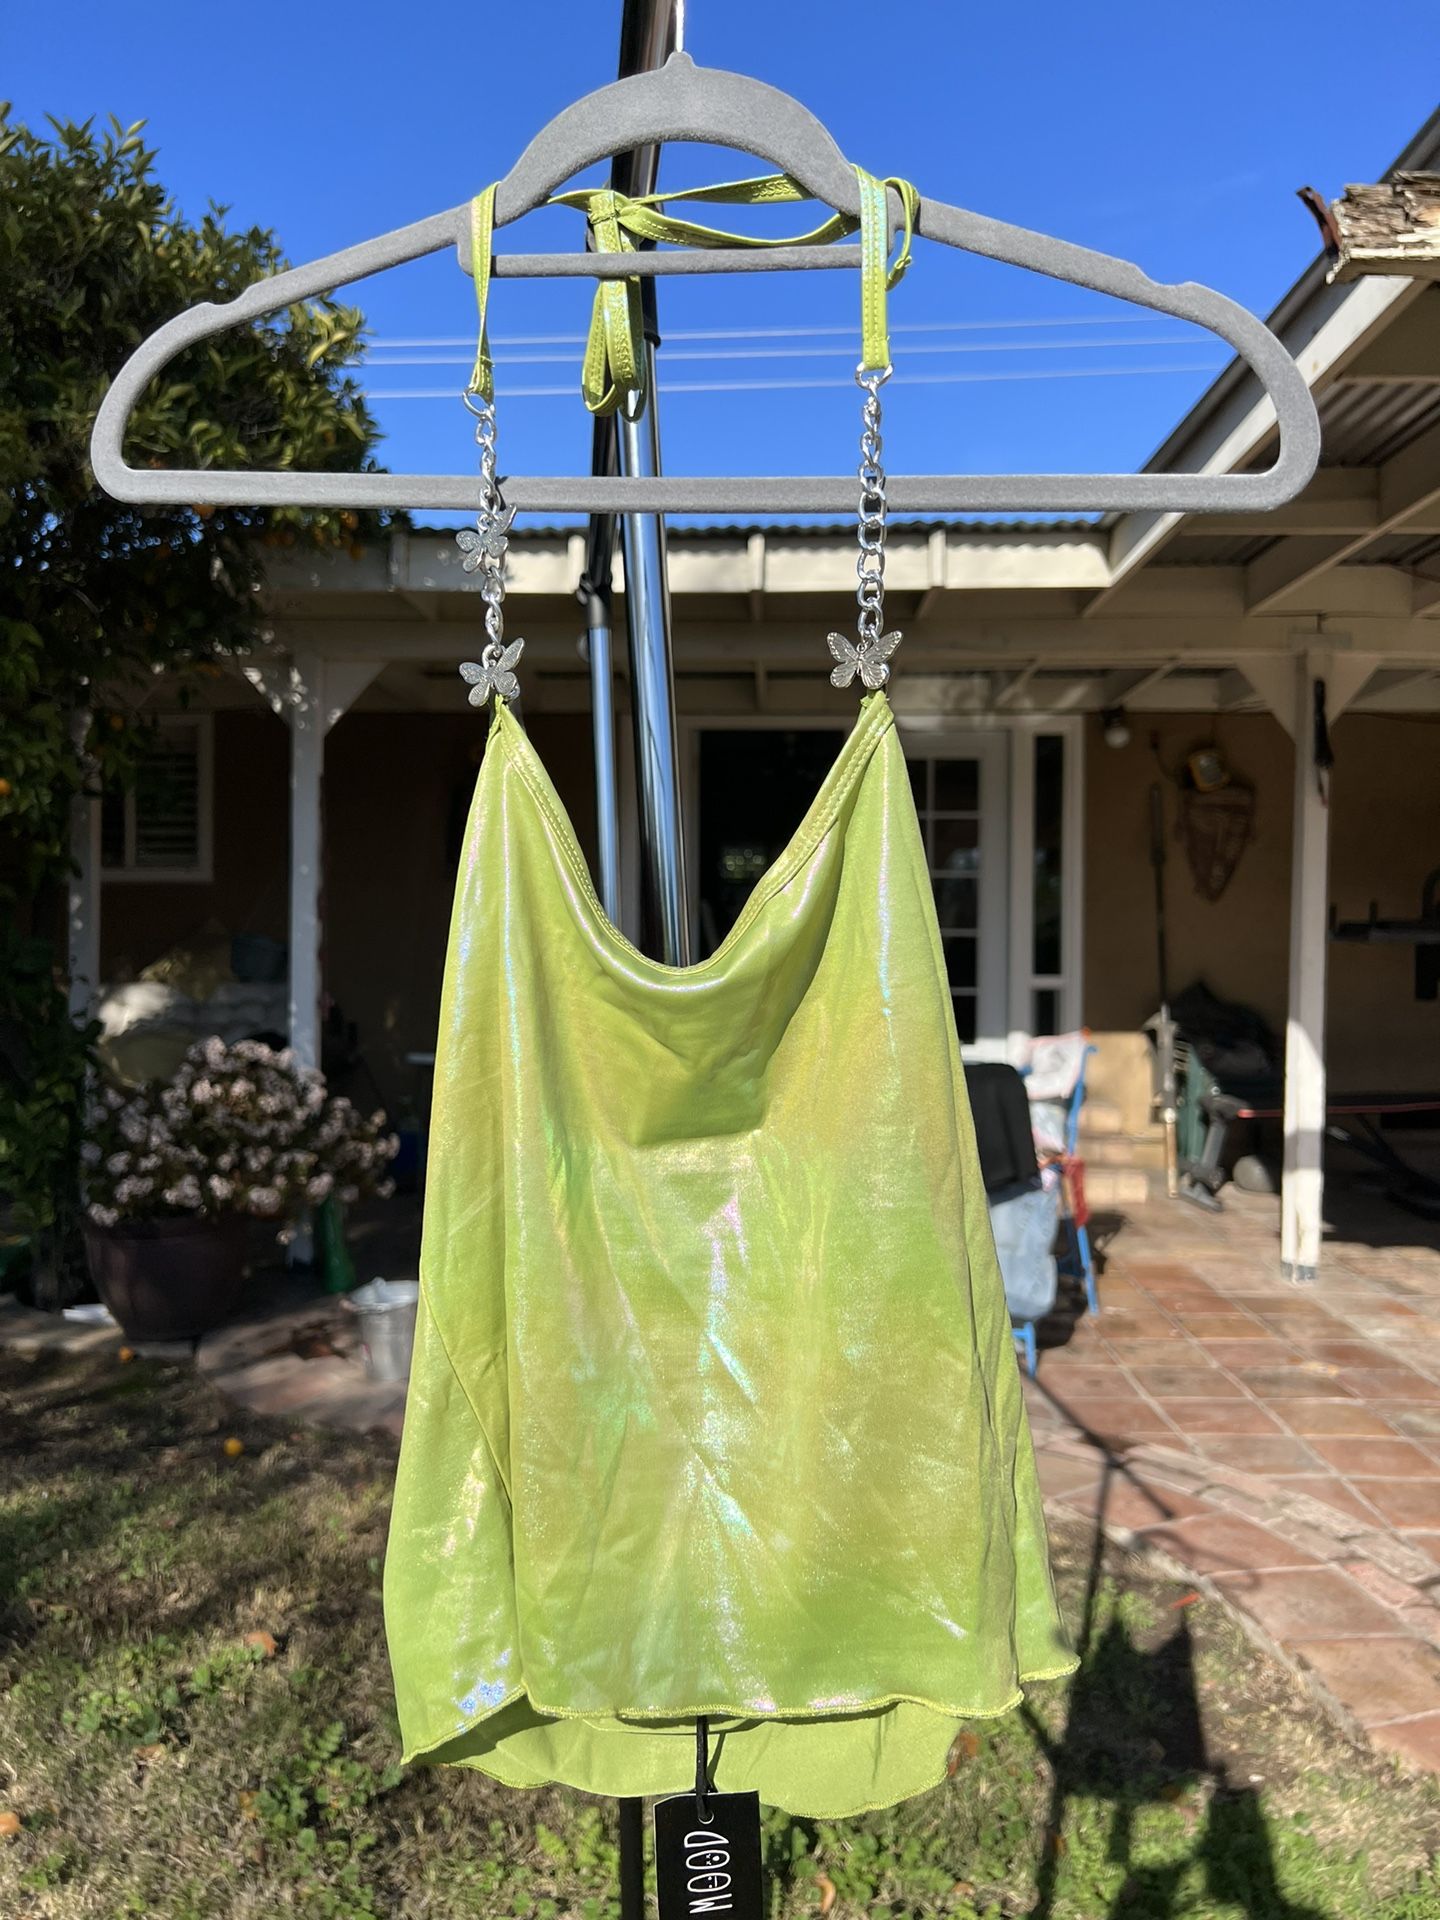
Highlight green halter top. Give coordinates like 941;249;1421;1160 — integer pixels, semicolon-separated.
383;692;1075;1819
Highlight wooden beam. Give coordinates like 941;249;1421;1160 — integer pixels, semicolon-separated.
746;531;766;624
1089;274;1418;610
266;613;1440;667
1364;665;1439;697
1231;657;1301;736
1381;415;1440;525
1218;652;1380;729
1342;289;1440;382
1246;415;1440;612
322;661;384;734
1214;669;1258;711
913;529;951;622
993;659;1044;708
1246;535;1358;613
1184;468;1382;537
1098;659;1183;706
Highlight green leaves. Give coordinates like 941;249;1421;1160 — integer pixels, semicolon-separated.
0;104;385;872
0;106;388;1259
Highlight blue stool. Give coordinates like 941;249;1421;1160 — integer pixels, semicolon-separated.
1012;1322;1038;1377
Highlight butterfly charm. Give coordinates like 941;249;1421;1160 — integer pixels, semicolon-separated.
826;629;903;691
459;639;525;705
455;504;516;573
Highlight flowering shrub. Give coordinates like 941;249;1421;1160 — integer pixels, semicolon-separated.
83;1038;398;1230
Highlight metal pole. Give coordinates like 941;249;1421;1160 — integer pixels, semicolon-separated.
608;6;687;1911
579;559;622;922
607;0;690;966
617;365;688;962
617;1795;646;1919
580;418;622;922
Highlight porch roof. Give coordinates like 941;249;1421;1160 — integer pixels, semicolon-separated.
256;107;1440;721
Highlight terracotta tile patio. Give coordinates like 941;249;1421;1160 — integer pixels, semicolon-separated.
1026;1176;1440;1771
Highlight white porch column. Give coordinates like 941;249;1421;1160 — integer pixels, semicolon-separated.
288;652;325;1075
240;651;381;1074
67;709;100;1021
1253;646;1376;1282
1279;653;1329;1282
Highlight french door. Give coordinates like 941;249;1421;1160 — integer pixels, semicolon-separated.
688;723;1009;1046
898;732;1008;1045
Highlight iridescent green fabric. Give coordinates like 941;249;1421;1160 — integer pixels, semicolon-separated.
383;692;1075;1818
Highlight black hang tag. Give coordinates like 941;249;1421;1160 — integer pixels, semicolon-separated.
653;1790;764;1920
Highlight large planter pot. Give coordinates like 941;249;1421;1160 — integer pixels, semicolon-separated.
83;1213;249;1342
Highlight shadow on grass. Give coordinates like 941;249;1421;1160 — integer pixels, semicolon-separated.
1022;1396;1327;1920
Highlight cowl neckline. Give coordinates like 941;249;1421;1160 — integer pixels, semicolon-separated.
488;690;894;981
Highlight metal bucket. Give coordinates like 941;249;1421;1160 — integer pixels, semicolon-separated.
345;1277;420;1382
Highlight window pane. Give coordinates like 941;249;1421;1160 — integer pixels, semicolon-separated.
932;816;979;871
1033;734;1064;978
933;874;976;930
698;729;845;952
100;791;126;869
933;758;978;811
907;757;926;810
952;992;978;1045
1033;986;1060;1036
943;936;977;989
133;726;202;871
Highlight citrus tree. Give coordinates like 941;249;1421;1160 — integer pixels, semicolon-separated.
0;105;386;1301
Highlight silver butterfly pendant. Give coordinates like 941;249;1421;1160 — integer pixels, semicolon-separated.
459;639;525;705
455;504;516;573
826;629;903;691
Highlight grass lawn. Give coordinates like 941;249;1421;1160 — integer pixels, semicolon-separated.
3;1347;1440;1919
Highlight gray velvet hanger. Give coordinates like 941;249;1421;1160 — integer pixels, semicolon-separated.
90;53;1320;516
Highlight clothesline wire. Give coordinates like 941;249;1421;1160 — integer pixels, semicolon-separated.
365;360;1221;401
367;313;1193;351
368;333;1221;370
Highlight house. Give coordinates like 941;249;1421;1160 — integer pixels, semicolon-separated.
70;110;1440;1281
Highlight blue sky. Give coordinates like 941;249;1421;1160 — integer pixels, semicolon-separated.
7;2;1438;523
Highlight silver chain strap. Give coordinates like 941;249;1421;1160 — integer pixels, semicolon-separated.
826;364;903;692
457;393;525;706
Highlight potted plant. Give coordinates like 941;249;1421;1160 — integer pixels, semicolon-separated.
82;1037;398;1341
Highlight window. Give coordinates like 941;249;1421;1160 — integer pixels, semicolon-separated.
99;716;213;882
909;752;984;1045
1026;731;1071;1036
695;728;846;954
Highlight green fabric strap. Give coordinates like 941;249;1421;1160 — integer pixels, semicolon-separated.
465;168;918;416
467;185;498;402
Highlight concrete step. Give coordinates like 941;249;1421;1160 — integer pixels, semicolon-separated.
1083;1166;1154;1210
1081;1132;1169;1171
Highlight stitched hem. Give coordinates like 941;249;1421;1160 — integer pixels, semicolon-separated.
402;1658;1080;1816
403;1655;1079;1755
413;1749;963;1821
